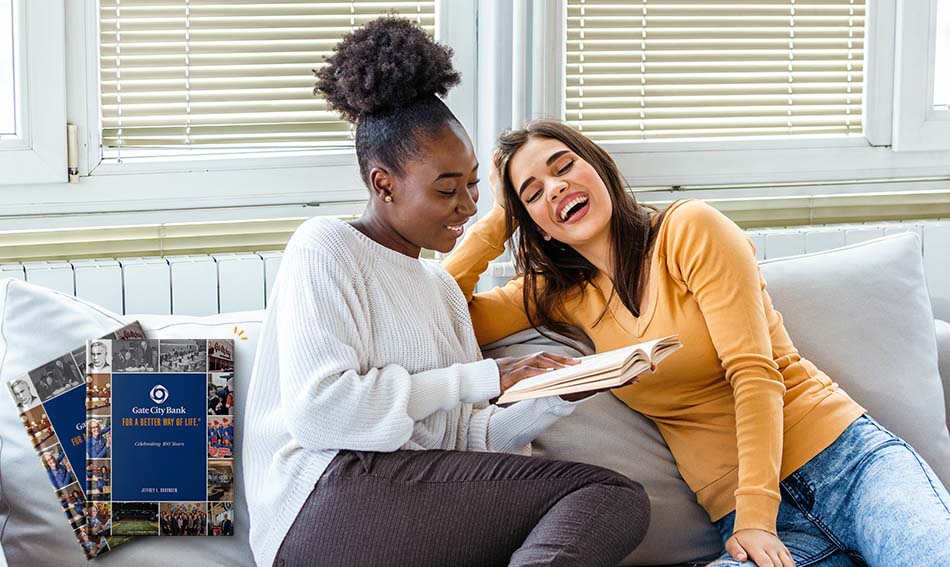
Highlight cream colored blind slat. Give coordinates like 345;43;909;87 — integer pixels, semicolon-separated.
565;0;864;142
100;0;435;152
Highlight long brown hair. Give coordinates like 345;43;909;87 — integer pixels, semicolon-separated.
494;120;668;349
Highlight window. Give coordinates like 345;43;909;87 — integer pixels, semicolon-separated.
0;0;15;136
934;0;949;108
518;0;950;190
0;0;475;229
892;0;950;151
564;0;865;142
98;0;436;159
0;0;66;185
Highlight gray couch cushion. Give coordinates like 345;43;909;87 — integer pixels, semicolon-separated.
483;332;723;567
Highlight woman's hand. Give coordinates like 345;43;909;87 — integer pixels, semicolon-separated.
725;529;796;567
493;352;579;399
489;149;507;210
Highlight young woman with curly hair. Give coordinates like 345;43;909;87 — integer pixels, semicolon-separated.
444;121;950;567
243;18;651;567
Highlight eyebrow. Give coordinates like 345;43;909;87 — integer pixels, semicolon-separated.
433;164;480;183
518;150;570;197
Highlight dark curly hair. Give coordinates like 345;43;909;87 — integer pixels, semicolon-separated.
314;17;462;185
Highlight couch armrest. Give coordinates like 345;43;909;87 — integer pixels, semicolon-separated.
936;319;950;433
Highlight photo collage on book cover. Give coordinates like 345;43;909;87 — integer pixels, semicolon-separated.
6;323;145;560
86;337;235;546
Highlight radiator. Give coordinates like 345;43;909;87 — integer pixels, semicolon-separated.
1;221;948;320
0;252;284;317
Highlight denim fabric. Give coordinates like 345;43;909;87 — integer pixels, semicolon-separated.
708;415;950;567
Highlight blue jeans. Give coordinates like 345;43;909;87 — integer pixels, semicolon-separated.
708;415;950;567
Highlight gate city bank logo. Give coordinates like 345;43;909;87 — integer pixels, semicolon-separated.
150;384;169;405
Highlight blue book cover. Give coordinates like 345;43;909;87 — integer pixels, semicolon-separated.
85;338;235;540
5;322;146;560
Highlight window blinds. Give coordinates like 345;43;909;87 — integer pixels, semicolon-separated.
99;1;435;152
565;0;865;142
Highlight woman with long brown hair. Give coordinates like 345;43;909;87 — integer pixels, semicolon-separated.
445;120;950;567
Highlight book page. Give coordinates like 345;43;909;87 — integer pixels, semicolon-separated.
497;335;679;403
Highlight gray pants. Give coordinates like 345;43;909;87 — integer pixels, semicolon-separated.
273;449;650;567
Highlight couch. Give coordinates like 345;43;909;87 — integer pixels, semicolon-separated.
1;232;948;567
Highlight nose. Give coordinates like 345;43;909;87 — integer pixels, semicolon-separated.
457;185;478;216
547;179;568;202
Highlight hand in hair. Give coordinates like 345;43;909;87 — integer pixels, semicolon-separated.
491;351;579;403
489;149;507;210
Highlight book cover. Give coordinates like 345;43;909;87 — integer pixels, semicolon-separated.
85;338;235;541
5;322;146;560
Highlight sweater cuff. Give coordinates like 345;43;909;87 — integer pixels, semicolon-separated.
537;394;581;416
406;360;499;422
732;493;780;535
459;359;502;403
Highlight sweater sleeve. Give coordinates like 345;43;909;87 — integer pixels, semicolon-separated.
276;242;501;453
664;201;786;535
461;395;580;454
442;205;534;345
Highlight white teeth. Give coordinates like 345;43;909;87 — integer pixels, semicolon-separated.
559;195;589;221
445;225;463;233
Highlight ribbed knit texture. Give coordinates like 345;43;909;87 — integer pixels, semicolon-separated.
244;217;578;567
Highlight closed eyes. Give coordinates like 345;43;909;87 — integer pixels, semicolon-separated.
524;159;576;203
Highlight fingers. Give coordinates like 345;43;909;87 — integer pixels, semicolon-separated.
747;548;774;567
780;548;796;567
724;537;747;563
511;352;577;371
524;351;578;367
499;365;552;392
537;352;581;365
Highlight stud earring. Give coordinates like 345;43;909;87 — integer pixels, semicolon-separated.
542;234;552;241
384;195;393;202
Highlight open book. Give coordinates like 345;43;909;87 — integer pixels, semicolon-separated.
497;335;683;404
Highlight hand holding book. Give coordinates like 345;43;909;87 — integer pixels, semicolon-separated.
496;335;683;404
493;351;581;401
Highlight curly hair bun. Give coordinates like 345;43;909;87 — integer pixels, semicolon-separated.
314;17;460;123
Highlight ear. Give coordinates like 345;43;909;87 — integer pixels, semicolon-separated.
368;167;395;203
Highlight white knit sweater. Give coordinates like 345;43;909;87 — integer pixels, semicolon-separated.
244;217;579;567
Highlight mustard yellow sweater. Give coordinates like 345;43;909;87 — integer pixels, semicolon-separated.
444;199;865;534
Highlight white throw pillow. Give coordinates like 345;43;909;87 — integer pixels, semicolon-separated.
759;232;950;485
0;278;260;567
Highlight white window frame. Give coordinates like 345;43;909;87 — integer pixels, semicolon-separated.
0;0;476;229
0;0;66;185
529;0;950;194
892;0;950;151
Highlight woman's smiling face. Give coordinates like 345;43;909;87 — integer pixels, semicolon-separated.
508;136;613;249
373;122;480;255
